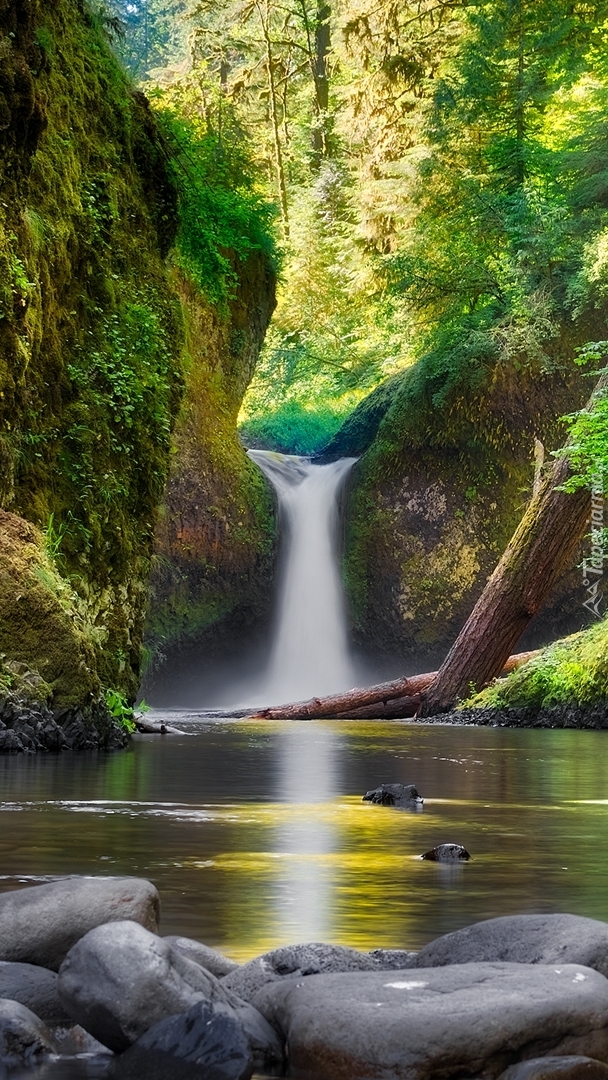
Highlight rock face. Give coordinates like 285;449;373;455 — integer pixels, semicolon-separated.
164;936;240;978
129;999;253;1080
409;913;608;975
0;877;160;971
0;998;59;1070
221;942;380;1003
336;361;589;672
421;844;470;862
0;961;70;1024
363;783;423;808
254;962;608;1080
58;920;282;1069
143;262;277;702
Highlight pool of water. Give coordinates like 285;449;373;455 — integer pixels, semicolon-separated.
3;717;608;962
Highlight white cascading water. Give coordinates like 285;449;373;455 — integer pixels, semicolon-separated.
248;450;358;704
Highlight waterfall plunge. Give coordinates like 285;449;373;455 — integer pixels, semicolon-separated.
248;450;358;705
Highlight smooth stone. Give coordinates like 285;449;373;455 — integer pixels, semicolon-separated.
58;920;282;1070
125;999;253;1080
409;913;608;975
0;998;59;1069
421;843;471;861
0;876;160;971
164;936;239;978
500;1058;608;1079
222;942;378;1002
253;962;608;1080
362;783;423;807
0;961;70;1024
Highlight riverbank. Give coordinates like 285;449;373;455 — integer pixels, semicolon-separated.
3;876;608;1079
420;703;608;728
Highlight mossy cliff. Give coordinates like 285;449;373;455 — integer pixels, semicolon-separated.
335;353;590;671
143;257;277;681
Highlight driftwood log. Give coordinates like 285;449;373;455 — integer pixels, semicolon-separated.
246;650;538;721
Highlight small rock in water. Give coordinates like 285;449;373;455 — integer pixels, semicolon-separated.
421;843;470;862
362;783;423;808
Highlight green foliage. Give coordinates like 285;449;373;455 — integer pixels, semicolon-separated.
105;688;136;732
240;400;351;455
469;619;608;709
147;76;277;304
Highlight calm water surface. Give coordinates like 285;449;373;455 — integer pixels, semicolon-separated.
3;717;608;959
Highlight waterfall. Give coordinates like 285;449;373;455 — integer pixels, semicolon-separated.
248;450;358;705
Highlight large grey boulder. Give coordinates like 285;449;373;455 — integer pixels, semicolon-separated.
58;920;282;1070
0;961;70;1024
164;936;239;978
222;942;379;1002
0;998;59;1070
0;876;160;971
410;914;608;975
254;962;608;1080
500;1058;608;1080
123;999;253;1080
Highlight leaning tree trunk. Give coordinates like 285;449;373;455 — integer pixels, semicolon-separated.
421;371;608;716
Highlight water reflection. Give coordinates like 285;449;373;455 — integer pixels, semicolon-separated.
1;721;608;959
274;724;339;942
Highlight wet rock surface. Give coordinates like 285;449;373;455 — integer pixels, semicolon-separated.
362;783;423;807
421;843;471;862
254;962;608;1080
221;942;380;1002
0;877;160;971
408;913;608;975
58;920;282;1069
0;998;59;1070
0;961;70;1024
0;693;127;754
423;704;608;729
127;999;253;1080
164;936;240;978
500;1057;608;1080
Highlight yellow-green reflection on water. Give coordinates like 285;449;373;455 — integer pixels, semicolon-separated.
2;719;608;961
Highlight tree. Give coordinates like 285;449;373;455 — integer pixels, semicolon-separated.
421;367;608;714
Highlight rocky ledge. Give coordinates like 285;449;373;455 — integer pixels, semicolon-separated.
3;878;608;1078
422;704;608;728
0;693;128;755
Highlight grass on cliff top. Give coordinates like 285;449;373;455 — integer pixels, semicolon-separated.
468;618;608;710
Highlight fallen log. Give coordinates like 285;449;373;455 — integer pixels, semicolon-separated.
247;649;538;721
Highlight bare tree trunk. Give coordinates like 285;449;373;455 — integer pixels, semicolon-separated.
246;651;537;720
257;0;290;237
421;371;608;716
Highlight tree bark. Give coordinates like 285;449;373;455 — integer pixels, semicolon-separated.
421;371;608;716
246;650;537;720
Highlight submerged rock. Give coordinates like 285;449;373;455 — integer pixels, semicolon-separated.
221;942;379;1002
58;921;282;1069
164;936;239;978
0;876;160;971
253;962;608;1080
0;961;70;1024
362;783;423;808
408;913;608;975
0;998;59;1070
421;844;471;862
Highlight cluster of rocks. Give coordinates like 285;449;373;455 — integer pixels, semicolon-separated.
3;877;608;1078
0;693;128;755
